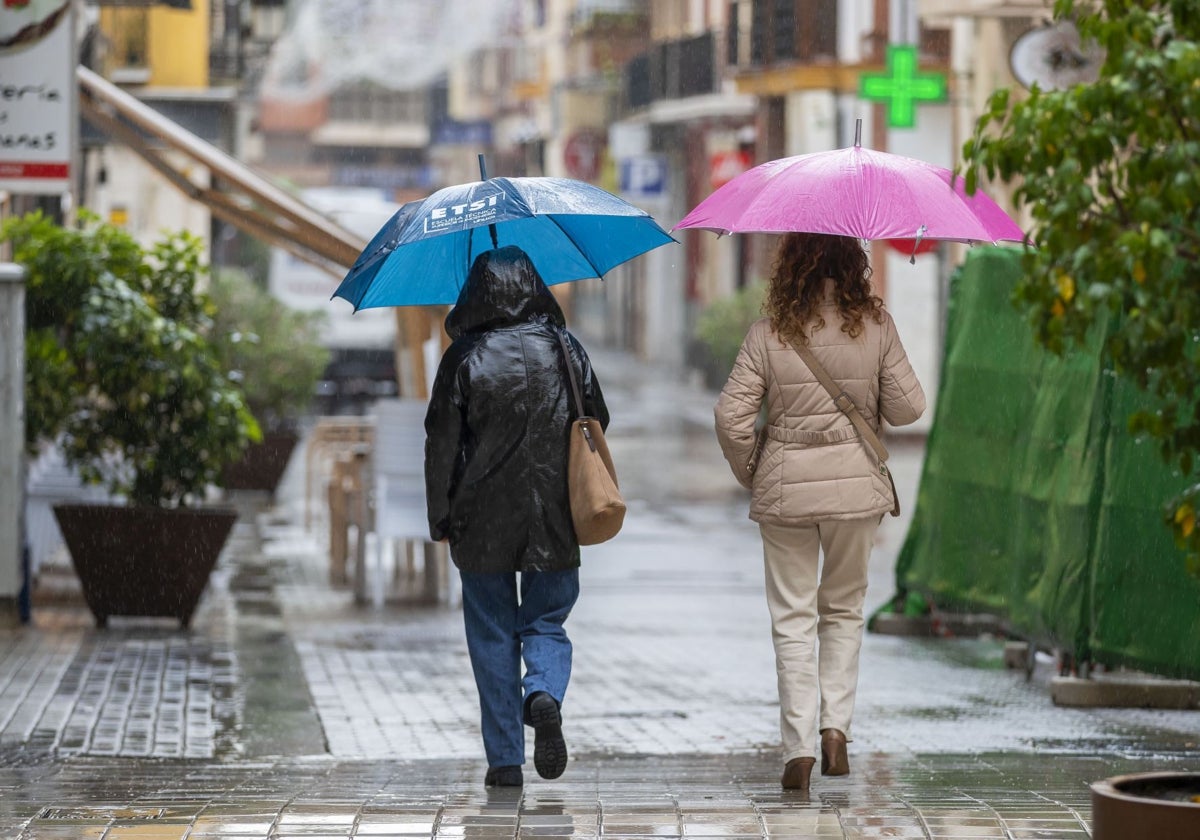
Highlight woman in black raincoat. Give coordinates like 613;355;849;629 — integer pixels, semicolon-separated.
424;245;608;788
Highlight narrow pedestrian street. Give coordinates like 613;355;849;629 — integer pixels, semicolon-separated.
1;346;1196;840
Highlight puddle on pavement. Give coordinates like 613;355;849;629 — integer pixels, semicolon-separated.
39;807;167;820
901;706;969;721
912;637;1010;670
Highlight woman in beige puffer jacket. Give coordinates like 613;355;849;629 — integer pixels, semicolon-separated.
715;232;925;792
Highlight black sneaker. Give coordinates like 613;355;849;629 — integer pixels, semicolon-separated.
526;692;567;780
484;765;523;787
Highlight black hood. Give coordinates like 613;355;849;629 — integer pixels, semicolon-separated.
445;246;566;338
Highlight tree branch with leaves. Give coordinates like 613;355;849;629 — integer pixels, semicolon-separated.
962;0;1200;571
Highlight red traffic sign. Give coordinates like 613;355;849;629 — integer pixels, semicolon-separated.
710;150;752;189
884;238;939;258
564;130;605;181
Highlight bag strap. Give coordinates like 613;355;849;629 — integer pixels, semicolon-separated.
555;331;587;419
556;331;599;454
789;340;889;464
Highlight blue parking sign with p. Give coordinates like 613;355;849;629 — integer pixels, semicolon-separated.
620;155;667;199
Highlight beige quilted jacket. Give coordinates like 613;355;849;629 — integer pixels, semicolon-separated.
714;289;926;525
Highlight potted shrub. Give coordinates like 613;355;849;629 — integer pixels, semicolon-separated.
693;283;765;389
208;269;329;495
1091;772;1200;839
3;211;260;628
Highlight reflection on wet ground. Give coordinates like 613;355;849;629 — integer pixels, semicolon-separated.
6;751;1180;838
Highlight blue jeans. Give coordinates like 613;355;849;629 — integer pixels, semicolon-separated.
459;568;580;768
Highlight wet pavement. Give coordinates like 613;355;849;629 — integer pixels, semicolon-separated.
0;752;1148;839
2;346;1198;839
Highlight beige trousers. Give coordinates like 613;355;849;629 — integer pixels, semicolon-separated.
760;517;879;762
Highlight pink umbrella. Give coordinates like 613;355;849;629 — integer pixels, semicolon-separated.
674;127;1025;251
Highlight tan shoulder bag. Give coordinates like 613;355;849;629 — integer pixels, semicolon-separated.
556;332;625;544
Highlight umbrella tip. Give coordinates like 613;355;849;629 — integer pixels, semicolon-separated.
854;119;862;148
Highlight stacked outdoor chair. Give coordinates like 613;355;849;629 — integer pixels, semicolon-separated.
305;416;375;585
363;398;455;607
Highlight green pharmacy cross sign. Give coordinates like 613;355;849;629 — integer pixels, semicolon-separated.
859;45;948;128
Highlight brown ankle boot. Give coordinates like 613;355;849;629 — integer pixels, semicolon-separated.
820;729;849;776
781;756;816;790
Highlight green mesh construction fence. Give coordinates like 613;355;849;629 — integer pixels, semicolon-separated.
887;247;1200;679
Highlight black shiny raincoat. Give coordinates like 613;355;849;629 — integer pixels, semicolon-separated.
424;247;609;574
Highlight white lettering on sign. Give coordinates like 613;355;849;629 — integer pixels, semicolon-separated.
0;132;56;149
0;84;61;102
423;192;503;233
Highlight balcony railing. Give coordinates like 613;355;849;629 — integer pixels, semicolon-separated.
730;0;839;68
728;0;951;69
570;0;643;30
624;31;718;111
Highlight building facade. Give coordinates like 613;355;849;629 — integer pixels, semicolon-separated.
80;0;1034;413
84;0;234;253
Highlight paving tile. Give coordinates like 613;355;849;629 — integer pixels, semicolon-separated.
355;824;439;836
189;821;278;836
18;827;108;839
925;827;1004;838
103;827;192;840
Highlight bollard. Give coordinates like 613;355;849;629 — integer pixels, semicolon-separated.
0;263;26;627
328;459;350;586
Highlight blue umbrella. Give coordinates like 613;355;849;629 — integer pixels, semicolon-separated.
333;175;676;309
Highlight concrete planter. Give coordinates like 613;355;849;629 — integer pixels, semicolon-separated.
219;430;300;495
1091;772;1200;840
53;503;238;629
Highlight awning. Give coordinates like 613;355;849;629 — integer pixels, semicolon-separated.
77;66;365;276
77;66;448;399
643;93;757;126
311;121;430;149
95;1;193;6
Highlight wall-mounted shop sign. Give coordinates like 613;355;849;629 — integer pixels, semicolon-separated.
619;155;666;201
0;0;75;194
859;45;947;129
564;129;604;182
709;150;751;190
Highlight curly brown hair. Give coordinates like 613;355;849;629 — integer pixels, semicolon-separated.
763;232;884;346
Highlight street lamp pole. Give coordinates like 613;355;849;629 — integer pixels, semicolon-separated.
0;263;25;627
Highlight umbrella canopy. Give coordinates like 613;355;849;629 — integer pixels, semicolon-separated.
333;176;675;309
674;141;1025;246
